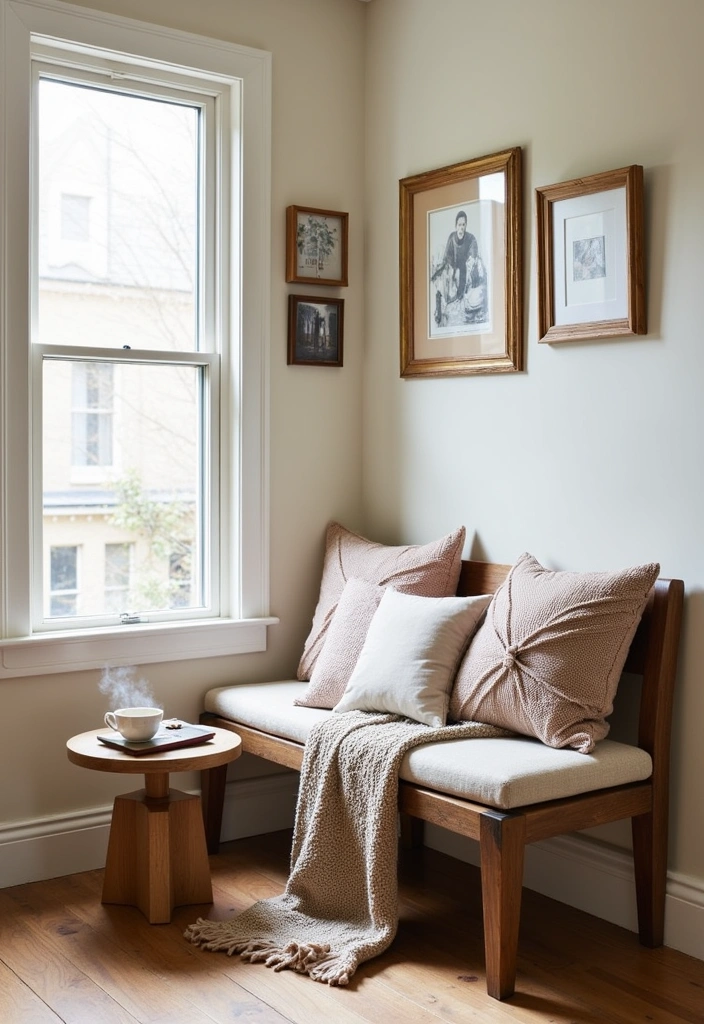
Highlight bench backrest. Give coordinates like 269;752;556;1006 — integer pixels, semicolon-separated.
456;560;684;762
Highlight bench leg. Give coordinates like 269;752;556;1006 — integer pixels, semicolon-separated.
399;812;424;849
479;809;526;1001
201;763;228;855
632;805;667;947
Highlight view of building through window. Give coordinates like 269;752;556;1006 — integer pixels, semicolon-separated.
37;77;203;621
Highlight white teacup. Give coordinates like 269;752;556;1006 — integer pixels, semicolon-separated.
104;706;163;742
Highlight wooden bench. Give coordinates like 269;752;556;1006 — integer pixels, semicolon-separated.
199;559;684;1000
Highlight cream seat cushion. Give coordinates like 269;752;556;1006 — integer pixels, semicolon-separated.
204;681;652;811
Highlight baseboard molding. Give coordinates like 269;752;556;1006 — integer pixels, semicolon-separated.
0;774;701;965
220;772;299;843
0;773;299;890
425;823;704;962
0;806;112;888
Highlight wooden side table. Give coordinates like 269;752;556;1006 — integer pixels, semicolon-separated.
66;727;242;924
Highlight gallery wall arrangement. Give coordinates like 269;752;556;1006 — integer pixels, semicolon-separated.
286;205;348;367
397;151;646;378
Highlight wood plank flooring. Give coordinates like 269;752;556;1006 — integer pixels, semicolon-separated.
1;829;703;1023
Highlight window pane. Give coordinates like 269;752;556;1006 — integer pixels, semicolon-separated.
43;359;205;619
37;78;199;352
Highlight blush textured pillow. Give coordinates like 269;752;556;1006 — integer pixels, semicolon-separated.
295;578;385;710
333;588;492;728
297;522;466;681
449;552;659;753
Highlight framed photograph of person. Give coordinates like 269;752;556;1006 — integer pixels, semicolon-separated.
535;165;646;343
286;206;349;286
287;295;344;367
399;147;523;378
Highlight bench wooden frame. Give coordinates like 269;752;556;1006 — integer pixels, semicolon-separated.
200;559;684;1001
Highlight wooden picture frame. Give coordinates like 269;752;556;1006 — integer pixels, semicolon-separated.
535;165;646;343
286;206;349;286
399;147;523;378
287;295;344;367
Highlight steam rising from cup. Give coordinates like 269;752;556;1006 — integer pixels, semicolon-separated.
99;666;161;711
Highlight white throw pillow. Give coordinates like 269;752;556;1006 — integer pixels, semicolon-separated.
333;588;492;728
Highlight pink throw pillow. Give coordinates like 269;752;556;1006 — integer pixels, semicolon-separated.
297;522;466;681
449;552;659;753
295;578;384;709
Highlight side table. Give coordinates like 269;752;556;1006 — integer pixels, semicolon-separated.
66;727;242;924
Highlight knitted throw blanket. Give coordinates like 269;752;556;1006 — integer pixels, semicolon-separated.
185;710;505;985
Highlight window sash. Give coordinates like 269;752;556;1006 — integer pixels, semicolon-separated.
33;345;219;632
30;54;220;633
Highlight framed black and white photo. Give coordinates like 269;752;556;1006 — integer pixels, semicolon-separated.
399;147;523;377
287;295;344;366
286;206;348;286
536;165;646;343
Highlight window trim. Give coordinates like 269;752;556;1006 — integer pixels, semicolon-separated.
0;0;274;677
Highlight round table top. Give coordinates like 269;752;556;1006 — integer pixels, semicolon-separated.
66;726;242;775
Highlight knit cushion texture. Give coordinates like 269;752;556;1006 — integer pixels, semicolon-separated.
449;552;659;752
296;578;385;710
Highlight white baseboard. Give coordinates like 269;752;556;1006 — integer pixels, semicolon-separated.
0;774;701;966
220;772;299;842
425;824;704;962
0;807;112;888
0;773;299;890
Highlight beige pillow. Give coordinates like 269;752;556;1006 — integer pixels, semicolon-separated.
297;522;466;681
449;552;659;752
334;588;492;728
296;578;385;709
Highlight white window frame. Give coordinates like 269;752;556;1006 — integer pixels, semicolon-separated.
0;0;274;677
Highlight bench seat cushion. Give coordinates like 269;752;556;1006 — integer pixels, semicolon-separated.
204;681;652;812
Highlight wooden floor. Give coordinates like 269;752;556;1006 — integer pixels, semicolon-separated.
1;829;703;1023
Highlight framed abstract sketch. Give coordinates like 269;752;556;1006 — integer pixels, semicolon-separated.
287;295;344;367
399;147;523;377
535;165;646;343
286;206;349;286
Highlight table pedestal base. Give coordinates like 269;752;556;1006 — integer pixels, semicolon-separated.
102;786;213;923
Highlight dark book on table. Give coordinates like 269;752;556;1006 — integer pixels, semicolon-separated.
97;721;215;755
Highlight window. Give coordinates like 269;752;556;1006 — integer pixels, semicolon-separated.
60;194;91;242
71;362;114;470
49;546;79;617
0;0;273;677
104;543;132;614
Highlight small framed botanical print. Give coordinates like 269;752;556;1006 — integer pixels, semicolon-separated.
286;206;348;286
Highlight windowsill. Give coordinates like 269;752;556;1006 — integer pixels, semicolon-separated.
0;616;279;678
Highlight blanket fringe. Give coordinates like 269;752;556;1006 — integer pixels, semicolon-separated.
184;921;351;985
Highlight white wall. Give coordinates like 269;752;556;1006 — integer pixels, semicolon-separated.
0;0;365;828
362;0;704;896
